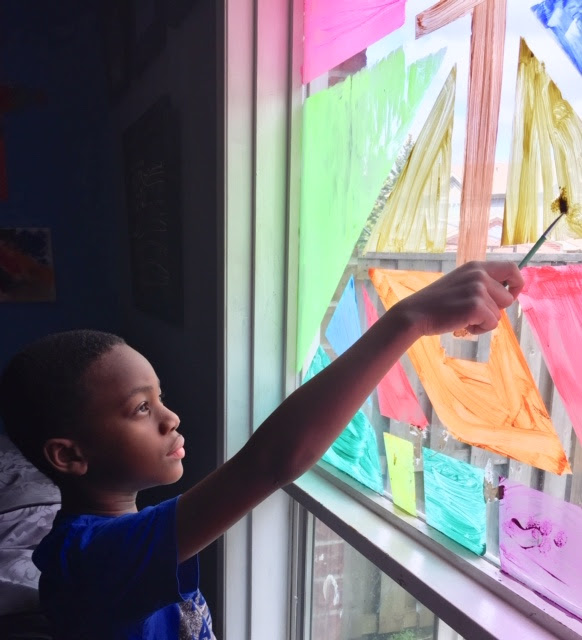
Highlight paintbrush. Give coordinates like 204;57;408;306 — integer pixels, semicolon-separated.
517;188;570;269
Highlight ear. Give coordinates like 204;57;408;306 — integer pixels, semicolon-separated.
43;438;88;476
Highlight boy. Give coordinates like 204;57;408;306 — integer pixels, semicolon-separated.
0;261;523;639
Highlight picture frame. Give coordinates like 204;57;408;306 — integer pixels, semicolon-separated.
166;0;196;28
0;228;56;302
128;0;166;77
101;0;131;102
123;96;183;325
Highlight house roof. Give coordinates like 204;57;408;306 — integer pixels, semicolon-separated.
450;163;509;196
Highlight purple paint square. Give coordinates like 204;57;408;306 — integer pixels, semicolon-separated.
499;480;582;619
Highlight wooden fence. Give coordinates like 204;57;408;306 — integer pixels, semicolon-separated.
320;251;582;553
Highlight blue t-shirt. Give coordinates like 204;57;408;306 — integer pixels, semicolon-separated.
32;497;215;639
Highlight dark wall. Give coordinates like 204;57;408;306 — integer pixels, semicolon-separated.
0;2;123;368
105;0;222;626
0;0;222;628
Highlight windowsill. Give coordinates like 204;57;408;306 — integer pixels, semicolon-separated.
286;464;582;640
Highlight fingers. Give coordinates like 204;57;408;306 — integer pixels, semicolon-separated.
481;261;524;299
486;278;515;310
404;260;523;338
458;261;522;335
466;296;501;335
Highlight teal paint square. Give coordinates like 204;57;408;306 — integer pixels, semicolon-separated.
423;448;486;555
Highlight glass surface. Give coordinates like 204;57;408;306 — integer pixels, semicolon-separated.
310;518;465;640
299;0;582;621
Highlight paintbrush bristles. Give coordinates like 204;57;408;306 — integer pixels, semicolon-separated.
550;187;582;235
518;188;581;269
517;187;569;269
553;188;582;236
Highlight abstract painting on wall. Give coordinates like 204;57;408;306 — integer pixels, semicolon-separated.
303;0;407;84
370;268;570;475
0;228;55;302
304;346;384;494
364;66;456;254
384;433;417;515
532;0;582;75
362;286;428;427
519;265;582;446
502;38;582;245
297;47;444;369
423;448;486;555
499;479;582;619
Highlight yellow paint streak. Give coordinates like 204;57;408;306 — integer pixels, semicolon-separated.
502;39;582;245
370;268;571;476
364;67;456;254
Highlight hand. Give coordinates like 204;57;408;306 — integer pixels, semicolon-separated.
396;261;524;337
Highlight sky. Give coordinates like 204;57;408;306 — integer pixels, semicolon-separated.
365;0;582;167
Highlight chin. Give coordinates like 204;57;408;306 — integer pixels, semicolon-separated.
139;465;184;490
165;464;184;485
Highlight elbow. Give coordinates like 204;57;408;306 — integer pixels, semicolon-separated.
242;434;318;491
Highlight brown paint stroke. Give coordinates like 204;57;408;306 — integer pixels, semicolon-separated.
415;0;485;39
502;39;582;245
370;268;571;476
456;0;507;265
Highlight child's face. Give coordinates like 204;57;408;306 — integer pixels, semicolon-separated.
79;344;185;492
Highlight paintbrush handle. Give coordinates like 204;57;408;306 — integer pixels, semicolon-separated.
517;211;566;269
518;234;549;269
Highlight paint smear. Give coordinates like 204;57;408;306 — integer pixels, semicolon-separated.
325;276;362;356
304;346;384;494
364;66;456;254
532;0;582;75
384;433;417;515
415;0;484;38
499;479;582;619
423;448;486;555
297;48;444;370
456;0;506;264
502;39;582;245
303;0;406;84
362;287;428;427
370;268;571;475
520;265;582;446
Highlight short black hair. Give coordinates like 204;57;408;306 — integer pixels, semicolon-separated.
0;330;126;481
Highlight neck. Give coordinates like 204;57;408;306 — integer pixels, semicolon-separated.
59;482;138;517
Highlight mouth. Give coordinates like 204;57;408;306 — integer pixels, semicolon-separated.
167;436;186;459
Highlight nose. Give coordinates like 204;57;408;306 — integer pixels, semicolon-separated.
159;405;180;435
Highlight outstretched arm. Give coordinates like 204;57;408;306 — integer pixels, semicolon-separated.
176;261;523;562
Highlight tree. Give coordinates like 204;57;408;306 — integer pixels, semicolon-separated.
356;134;414;254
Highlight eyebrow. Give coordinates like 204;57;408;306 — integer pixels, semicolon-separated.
123;379;162;404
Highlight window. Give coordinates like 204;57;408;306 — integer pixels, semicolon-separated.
309;517;463;640
222;0;582;637
292;0;582;637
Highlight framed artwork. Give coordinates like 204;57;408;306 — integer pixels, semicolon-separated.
0;228;55;302
101;0;131;101
123;96;183;325
166;0;196;28
129;0;166;77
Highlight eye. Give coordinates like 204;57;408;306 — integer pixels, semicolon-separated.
136;401;150;415
159;392;165;404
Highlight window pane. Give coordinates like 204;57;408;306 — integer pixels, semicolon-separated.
298;0;582;623
310;518;465;640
